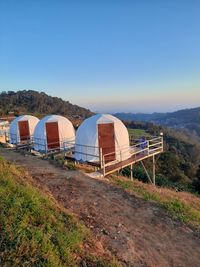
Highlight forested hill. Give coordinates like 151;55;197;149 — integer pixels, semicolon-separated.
115;107;200;138
0;90;93;118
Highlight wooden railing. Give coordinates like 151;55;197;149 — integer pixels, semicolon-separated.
101;136;163;176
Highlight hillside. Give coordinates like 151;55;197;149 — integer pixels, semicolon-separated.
0;90;93;118
0;155;117;266
1;147;200;266
115;107;200;138
124;120;200;193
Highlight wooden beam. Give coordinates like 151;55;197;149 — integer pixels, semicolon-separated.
140;161;153;184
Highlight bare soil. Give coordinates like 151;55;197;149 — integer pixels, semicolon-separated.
1;147;200;267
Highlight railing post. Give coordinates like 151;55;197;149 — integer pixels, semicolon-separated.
100;148;103;168
102;154;105;177
160;133;164;152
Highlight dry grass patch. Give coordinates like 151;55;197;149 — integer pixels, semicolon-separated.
110;175;200;228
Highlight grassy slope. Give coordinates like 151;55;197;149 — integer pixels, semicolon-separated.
110;175;200;229
75;161;200;229
0;157;118;267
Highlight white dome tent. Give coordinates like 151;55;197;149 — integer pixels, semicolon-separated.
33;115;75;152
9;115;39;144
75;114;131;163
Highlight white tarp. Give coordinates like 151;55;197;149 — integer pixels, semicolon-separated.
33;115;75;152
75;114;131;162
9;115;39;144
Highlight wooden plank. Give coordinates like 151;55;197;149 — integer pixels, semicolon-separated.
18;120;30;141
45;122;60;150
98;123;115;162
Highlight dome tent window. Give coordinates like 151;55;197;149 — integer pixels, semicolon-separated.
75;114;130;163
33;115;75;153
9;115;39;144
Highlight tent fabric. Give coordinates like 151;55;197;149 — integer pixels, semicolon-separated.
33;115;75;152
9;115;39;144
75;114;131;162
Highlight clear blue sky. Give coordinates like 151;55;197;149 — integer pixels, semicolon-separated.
0;0;200;113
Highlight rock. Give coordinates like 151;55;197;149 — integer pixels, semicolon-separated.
101;229;109;235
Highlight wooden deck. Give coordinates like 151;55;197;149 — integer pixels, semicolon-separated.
103;148;162;175
26;135;163;177
64;136;163;176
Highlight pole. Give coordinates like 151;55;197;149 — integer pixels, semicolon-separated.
130;164;133;181
153;155;156;185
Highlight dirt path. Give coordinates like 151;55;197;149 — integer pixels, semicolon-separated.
1;147;200;267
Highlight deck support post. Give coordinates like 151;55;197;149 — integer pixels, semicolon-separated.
153;155;156;186
130;164;133;181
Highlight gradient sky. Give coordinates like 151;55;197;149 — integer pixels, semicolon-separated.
0;0;200;113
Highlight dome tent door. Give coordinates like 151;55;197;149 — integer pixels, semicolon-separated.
45;122;60;150
98;123;115;162
18;120;30;141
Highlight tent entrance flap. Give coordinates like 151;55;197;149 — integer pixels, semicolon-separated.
98;123;115;162
46;122;60;150
18;120;30;141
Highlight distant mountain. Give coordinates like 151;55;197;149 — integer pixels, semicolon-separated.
115;107;200;138
114;112;166;122
0;90;93;118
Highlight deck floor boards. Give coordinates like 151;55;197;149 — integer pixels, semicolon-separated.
104;149;162;175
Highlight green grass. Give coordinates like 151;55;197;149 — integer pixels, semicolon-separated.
49;155;77;170
128;128;150;138
112;176;200;228
0;157;119;267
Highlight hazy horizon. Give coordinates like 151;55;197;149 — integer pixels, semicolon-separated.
1;1;200;112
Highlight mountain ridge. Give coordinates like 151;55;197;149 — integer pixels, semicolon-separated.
114;106;200;138
0;90;93;118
